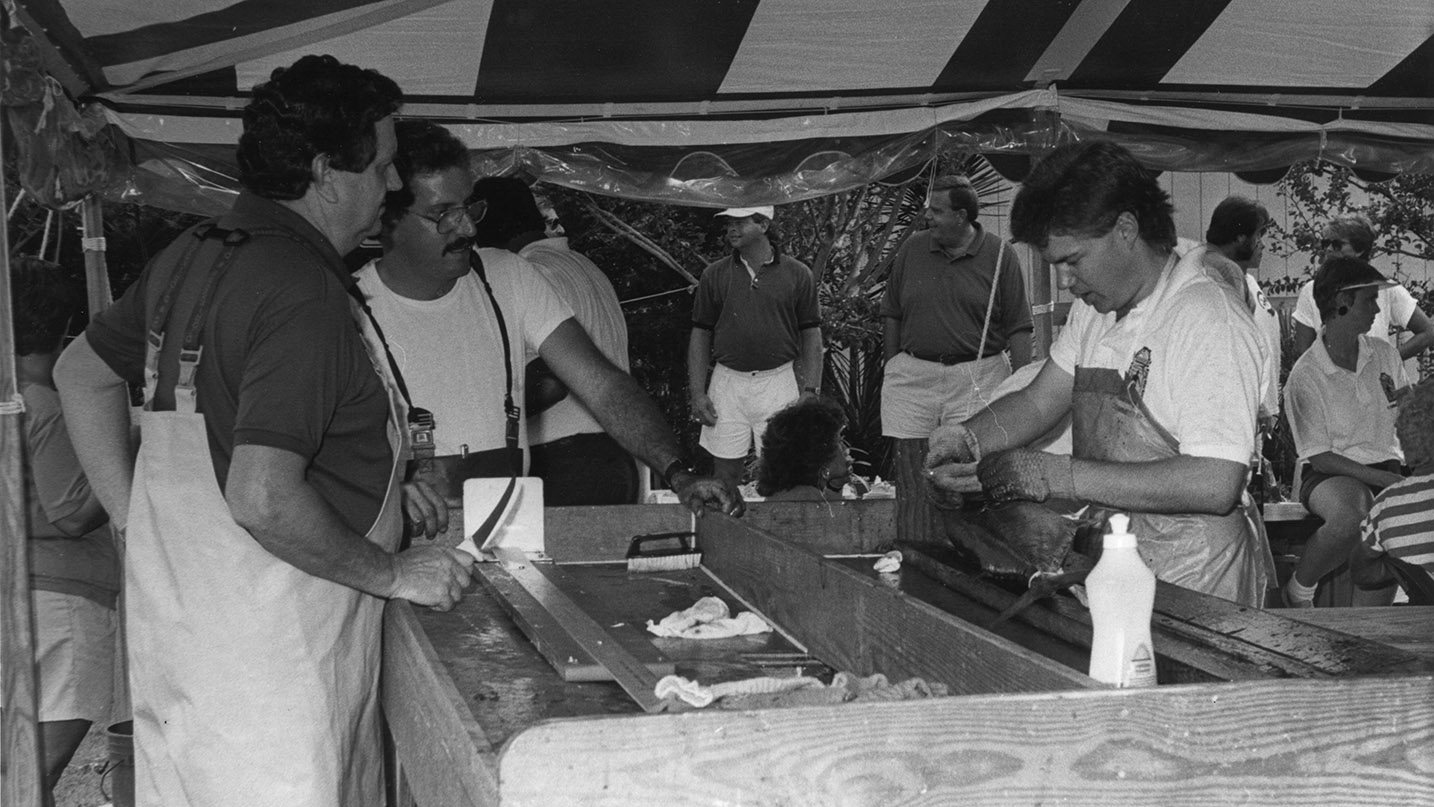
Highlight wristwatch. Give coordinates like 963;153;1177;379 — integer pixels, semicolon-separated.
662;458;694;488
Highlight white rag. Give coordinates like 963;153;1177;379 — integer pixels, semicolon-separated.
646;595;772;639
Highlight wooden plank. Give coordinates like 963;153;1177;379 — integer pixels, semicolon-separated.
499;674;1434;807
738;499;895;554
543;504;691;562
1281;607;1434;659
699;514;1096;696
1149;581;1434;677
381;601;500;807
481;548;668;711
905;545;1434;681
473;556;673;683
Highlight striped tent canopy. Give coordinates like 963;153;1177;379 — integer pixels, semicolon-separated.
7;0;1434;212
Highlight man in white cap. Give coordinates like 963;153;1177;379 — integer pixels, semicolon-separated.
688;206;823;488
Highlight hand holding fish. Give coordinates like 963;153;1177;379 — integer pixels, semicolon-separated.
924;423;984;506
978;449;1075;504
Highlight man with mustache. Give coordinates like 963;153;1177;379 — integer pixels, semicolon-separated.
354;120;740;518
688;207;824;489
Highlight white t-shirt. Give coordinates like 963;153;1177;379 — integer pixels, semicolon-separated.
1284;334;1407;466
1245;273;1283;417
354;248;572;459
1049;249;1263;465
519;237;630;444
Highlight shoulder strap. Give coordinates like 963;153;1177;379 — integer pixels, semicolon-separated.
467;250;521;473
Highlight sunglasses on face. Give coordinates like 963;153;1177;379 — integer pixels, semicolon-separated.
407;198;489;234
1320;238;1349;251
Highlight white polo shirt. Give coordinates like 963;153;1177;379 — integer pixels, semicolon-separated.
1285;334;1407;466
1050;249;1263;465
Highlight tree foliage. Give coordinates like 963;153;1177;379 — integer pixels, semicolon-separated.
1271;160;1434;275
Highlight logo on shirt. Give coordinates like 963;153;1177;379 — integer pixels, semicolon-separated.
1380;372;1398;406
1124;347;1152;397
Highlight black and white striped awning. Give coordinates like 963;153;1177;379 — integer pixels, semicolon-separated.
9;0;1434;211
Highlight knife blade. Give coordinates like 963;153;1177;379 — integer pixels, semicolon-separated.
470;476;518;555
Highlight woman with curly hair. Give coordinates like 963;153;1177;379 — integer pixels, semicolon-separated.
754;397;852;501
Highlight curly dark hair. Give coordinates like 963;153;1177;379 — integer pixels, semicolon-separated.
380;119;472;229
1205;196;1269;246
237;55;402;200
1397;379;1434;469
755;397;847;497
1010;141;1175;251
10;256;84;356
471;176;546;248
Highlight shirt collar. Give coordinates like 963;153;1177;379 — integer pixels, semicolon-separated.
224;192;352;287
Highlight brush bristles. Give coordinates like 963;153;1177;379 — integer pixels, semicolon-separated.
627;552;703;572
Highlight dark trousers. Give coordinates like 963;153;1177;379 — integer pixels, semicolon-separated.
528;432;641;506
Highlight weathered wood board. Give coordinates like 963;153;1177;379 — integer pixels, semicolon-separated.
500;675;1434;807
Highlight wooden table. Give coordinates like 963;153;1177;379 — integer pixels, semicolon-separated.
382;502;1434;806
1281;606;1434;658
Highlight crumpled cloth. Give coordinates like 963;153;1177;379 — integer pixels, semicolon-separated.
873;550;903;574
646;595;772;639
654;671;950;710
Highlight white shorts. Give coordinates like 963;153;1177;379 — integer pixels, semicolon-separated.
881;352;1011;439
34;589;117;724
699;362;799;459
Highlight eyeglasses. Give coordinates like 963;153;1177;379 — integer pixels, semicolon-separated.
1320;238;1349;251
406;198;488;234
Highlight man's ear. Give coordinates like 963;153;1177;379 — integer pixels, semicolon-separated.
1115;211;1140;246
310;153;340;202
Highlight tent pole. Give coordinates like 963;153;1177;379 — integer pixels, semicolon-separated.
81;195;113;315
0;122;46;807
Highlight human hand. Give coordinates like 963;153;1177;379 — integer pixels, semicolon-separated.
673;471;745;518
402;479;453;539
389;545;475;611
690;394;718;427
978;449;1075;505
923;423;982;505
926;423;981;468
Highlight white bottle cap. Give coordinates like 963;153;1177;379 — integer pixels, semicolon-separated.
1105;513;1137;548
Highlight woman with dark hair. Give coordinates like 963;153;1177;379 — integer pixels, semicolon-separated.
1284;256;1410;607
11;255;118;801
754;397;852;501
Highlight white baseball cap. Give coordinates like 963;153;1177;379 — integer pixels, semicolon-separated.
714;206;774;220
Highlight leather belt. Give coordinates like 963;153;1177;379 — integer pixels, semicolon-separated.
907;349;983;366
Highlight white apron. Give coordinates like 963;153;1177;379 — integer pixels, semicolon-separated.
125;226;406;806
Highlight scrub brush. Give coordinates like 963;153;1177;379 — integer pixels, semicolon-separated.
626;531;701;572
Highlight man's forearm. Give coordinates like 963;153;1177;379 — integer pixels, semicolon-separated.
54;334;135;529
582;371;685;472
795;327;823;390
1072;454;1248;515
687;328;713;395
227;444;398;598
1006;327;1034;369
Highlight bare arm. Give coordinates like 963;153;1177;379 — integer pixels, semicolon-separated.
1292;321;1316;358
1398;307;1434;361
795;326;823;392
686;327;717;426
543;320;742;514
1072;454;1250;515
1306;450;1404;491
226;444;472;609
882;317;901;362
53;334;135;531
1006;327;1034;370
964;358;1073;455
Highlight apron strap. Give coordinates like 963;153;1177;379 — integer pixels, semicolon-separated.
466;250;522;477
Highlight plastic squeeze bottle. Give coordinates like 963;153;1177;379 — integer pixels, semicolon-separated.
1086;513;1158;687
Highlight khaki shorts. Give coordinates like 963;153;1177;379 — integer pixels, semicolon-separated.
34;589;117;724
880;352;1011;439
700;362;799;459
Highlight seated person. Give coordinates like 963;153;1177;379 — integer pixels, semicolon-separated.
1283;257;1410;607
754;397;852;501
1353;378;1434;601
11;256;119;800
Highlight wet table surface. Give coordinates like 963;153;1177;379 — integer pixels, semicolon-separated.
413;562;820;748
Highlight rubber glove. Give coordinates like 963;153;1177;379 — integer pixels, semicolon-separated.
924;423;983;504
978;449;1075;504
